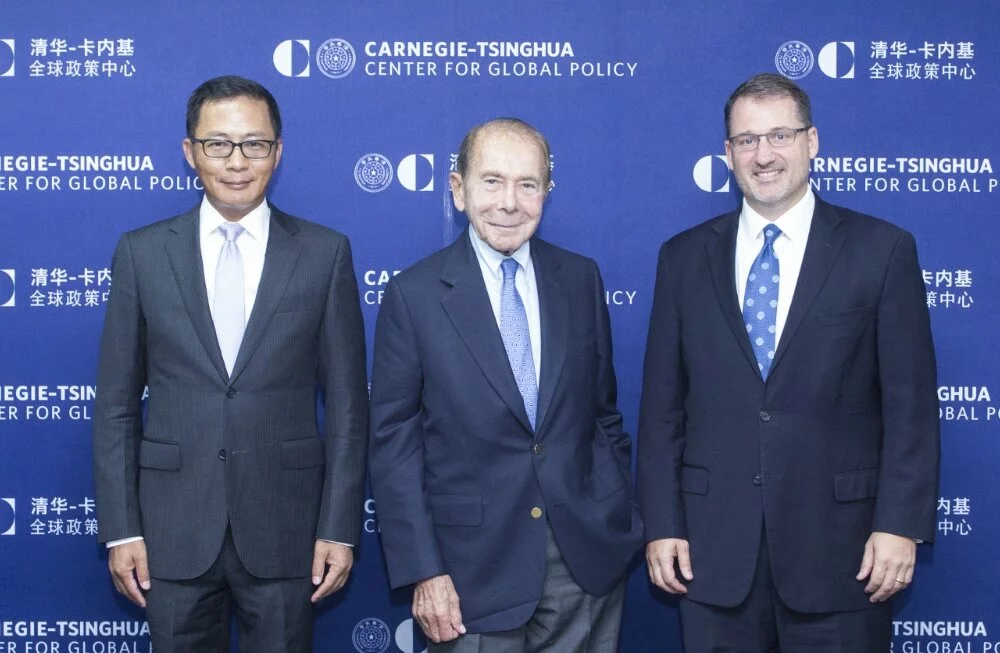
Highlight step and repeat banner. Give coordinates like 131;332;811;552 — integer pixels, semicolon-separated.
1;1;997;651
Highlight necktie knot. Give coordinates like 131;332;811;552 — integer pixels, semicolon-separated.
219;223;245;243
763;226;782;244
501;258;519;281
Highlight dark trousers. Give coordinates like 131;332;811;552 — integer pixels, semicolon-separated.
146;529;314;653
679;527;892;653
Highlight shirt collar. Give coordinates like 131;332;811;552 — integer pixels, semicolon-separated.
467;225;532;278
740;188;814;244
198;196;271;242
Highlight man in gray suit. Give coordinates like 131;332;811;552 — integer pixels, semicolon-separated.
92;75;368;652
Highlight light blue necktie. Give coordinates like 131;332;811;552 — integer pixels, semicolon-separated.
742;225;782;379
214;223;245;376
499;258;537;429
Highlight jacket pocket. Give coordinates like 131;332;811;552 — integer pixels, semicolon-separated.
427;494;483;527
834;468;879;502
815;305;873;328
138;439;181;471
280;438;325;469
680;465;709;496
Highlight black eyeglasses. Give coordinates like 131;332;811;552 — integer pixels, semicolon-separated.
728;127;811;153
190;138;277;159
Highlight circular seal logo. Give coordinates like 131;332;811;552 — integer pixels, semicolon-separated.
774;40;814;80
354;153;394;193
352;617;390;653
316;38;357;79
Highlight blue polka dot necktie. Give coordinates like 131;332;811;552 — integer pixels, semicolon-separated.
742;226;782;379
499;258;537;429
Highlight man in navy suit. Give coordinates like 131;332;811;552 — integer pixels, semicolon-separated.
369;118;642;652
638;74;939;651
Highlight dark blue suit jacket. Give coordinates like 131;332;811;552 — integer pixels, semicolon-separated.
637;197;939;613
369;231;643;632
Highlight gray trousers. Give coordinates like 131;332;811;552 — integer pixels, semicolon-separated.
429;523;626;653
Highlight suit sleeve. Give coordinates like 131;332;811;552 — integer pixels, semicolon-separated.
368;278;446;588
592;262;632;482
873;231;940;542
92;233;147;543
316;236;369;545
637;242;689;541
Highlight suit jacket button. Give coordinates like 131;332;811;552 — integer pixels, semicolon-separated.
532;443;544;455
759;410;771;422
753;474;762;486
530;506;543;519
226;389;237;399
218;449;227;461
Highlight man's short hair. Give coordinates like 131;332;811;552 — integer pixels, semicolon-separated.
724;73;812;136
186;75;282;138
455;117;552;187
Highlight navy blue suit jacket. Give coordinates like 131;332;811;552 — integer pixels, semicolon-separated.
369;231;643;632
637;197;939;612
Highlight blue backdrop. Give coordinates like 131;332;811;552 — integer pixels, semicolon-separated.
1;1;997;651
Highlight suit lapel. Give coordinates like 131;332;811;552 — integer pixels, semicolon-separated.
163;207;230;382
440;232;534;434
229;206;303;383
533;240;568;436
769;199;844;374
706;211;761;376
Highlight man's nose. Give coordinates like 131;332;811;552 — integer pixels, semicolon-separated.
226;146;250;170
753;139;778;164
498;182;518;210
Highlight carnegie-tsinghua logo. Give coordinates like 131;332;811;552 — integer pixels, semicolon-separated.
775;40;814;80
1;39;14;77
1;269;14;307
317;38;357;79
1;498;14;536
355;154;394;192
818;41;855;79
273;39;311;77
693;155;731;193
353;617;391;653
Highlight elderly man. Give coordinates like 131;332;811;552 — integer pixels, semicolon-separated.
93;75;368;651
369;117;642;652
638;73;939;652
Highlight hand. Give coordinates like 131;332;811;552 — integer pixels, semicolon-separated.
108;540;151;607
646;538;693;594
311;541;353;603
413;574;467;643
856;531;916;602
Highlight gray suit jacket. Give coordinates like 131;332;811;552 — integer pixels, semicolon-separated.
93;204;368;580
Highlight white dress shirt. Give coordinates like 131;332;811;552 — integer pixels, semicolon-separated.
468;227;542;383
735;190;815;347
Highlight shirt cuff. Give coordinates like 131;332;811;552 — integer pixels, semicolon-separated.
320;539;353;547
106;536;143;549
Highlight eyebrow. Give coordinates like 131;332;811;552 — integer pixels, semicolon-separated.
478;170;541;182
199;130;273;139
732;127;797;136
